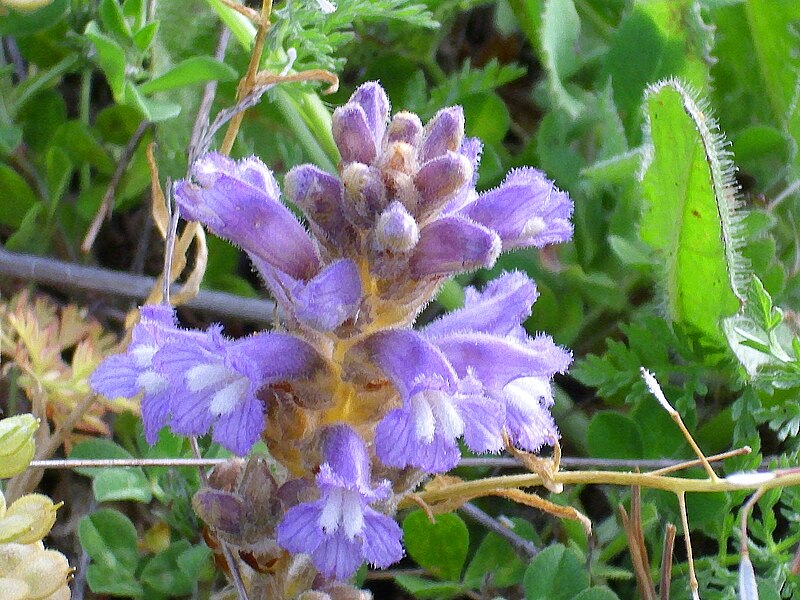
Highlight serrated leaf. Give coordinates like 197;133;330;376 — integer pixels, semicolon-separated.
140;56;238;94
640;79;747;342
523;544;589;600
402;510;469;582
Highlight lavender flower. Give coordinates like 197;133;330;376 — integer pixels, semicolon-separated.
154;327;330;455
90;305;192;443
276;425;403;580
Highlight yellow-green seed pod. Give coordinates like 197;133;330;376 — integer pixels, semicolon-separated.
0;495;59;544
0;415;38;457
0;415;38;479
0;577;30;600
0;543;39;575
9;549;70;599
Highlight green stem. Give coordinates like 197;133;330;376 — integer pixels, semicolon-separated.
8;55;79;119
273;87;338;173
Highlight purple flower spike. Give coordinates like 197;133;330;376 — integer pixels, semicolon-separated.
90;305;191;444
175;154;319;281
157;329;329;455
410;216;501;278
460;167;573;249
284;164;352;251
421;107;465;162
423;272;538;338
333;104;378;165
276;425;403;580
293;259;363;331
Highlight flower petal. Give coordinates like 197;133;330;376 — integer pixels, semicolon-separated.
322;425;372;490
333;104;377;165
277;501;325;554
349;81;390;147
504;377;559;451
433;333;571;389
284;164;352;251
361;508;404;569
211;393;264;456
460;167;573;249
410;216;500;278
357;330;456;399
312;530;364;580
293;259;362;331
420;106;465;162
414;152;472;219
175;160;319;280
89;354;141;398
423;271;538;338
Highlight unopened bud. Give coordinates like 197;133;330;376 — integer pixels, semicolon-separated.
387;112;423;145
342;163;386;226
421;106;465;162
0;494;60;544
375;202;420;253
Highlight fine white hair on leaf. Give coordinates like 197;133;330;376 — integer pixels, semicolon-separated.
639;367;675;414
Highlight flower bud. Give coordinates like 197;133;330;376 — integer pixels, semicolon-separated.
342;163;386;227
7;548;70;599
414;152;472;218
375;202;420;253
387;112;422;145
421;106;465;162
333;105;377;165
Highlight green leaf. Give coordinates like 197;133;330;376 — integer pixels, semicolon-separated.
69;438;134;477
394;575;465;599
86;565;144;597
436;279;464;312
640;79;746;342
587;411;643;459
53;120;115;174
99;0;133;40
540;0;583;118
85;22;128;99
176;544;212;581
3;202;47;253
133;21;160;52
45;146;72;210
402;510;469;581
139;56;238;94
93;468;153;503
744;1;800;125
463;530;527;589
461;92;510;146
581;149;642;185
205;0;256;50
608;235;656;267
0;124;22;155
572;587;622;600
523;544;589;600
0;164;39;228
141;541;195;595
78;509;140;572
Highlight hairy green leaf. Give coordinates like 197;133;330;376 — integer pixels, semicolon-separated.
640;79;747;342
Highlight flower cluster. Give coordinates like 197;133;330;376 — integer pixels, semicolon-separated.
91;81;573;587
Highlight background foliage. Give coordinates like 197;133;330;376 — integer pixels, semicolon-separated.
3;0;800;598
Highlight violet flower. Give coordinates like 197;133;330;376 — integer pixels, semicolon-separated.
276;425;403;580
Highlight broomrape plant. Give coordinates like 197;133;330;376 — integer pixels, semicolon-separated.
90;81;573;589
